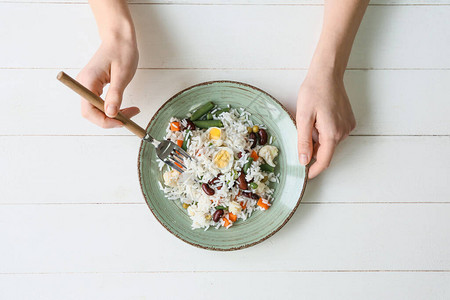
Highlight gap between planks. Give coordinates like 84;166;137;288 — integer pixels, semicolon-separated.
1;270;450;275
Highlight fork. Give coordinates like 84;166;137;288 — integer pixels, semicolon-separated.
57;71;191;173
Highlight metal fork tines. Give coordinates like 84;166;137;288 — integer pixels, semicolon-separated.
156;140;191;173
143;133;191;173
166;151;187;172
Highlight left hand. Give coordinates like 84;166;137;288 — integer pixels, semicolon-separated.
296;67;356;179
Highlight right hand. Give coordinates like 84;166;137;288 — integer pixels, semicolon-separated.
76;36;140;128
296;66;356;179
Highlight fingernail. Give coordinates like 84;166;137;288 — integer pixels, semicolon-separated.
106;104;117;117
300;154;308;165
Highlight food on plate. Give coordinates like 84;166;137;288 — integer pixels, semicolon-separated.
258;145;278;167
158;102;280;230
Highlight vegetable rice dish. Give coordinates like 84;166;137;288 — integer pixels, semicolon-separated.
158;102;279;230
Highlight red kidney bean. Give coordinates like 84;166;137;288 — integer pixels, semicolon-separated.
185;119;196;130
208;176;223;190
249;132;257;149
202;183;215;195
242;191;260;200
258;128;268;145
237;172;248;190
208;177;218;185
213;209;224;222
237;150;249;159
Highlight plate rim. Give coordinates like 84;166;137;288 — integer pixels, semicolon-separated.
137;80;309;251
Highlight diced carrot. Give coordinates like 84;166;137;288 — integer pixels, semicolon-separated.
240;201;247;210
250;150;259;161
229;213;237;222
174;161;183;171
257;198;270;210
176;140;183;147
223;217;230;227
170;121;181;131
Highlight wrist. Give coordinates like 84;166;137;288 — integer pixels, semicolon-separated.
306;58;344;85
308;32;353;80
308;50;346;81
99;17;136;47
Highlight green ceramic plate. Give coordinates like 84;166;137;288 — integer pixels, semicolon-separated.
138;81;307;251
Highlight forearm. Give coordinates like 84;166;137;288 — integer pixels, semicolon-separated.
310;0;369;77
89;0;136;43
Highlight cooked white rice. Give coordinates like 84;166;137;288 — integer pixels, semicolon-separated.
159;107;278;230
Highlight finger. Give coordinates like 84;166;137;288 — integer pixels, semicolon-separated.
82;102;141;129
81;100;123;128
104;64;131;118
311;128;319;159
312;139;320;160
308;138;336;179
76;70;104;97
296;112;315;166
77;71;123;127
312;127;319;143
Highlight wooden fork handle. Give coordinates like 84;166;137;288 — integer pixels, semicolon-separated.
57;71;147;139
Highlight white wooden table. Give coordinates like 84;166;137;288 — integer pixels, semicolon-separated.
1;0;450;299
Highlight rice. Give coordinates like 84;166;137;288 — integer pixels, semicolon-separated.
160;106;279;230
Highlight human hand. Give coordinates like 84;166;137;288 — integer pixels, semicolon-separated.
296;67;356;179
76;36;139;128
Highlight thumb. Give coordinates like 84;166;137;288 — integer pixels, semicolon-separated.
104;83;124;118
297;113;314;166
104;63;131;118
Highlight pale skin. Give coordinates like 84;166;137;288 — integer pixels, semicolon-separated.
77;0;140;128
79;0;369;178
297;0;369;178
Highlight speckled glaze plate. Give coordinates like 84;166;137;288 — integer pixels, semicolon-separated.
138;81;307;251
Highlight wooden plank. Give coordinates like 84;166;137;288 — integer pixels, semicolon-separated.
306;136;450;203
0;203;449;272
1;5;450;69
1;272;449;300
0;136;448;204
3;69;450;135
0;136;143;204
